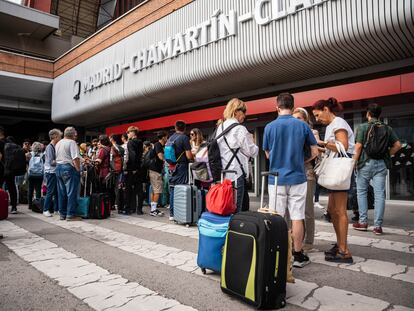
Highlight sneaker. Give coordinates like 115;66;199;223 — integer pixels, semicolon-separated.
165;204;170;209
324;243;338;256
10;208;17;214
0;233;3;239
66;216;82;221
314;202;324;209
293;250;310;268
373;227;383;235
136;210;143;215
150;209;164;217
353;222;368;231
43;211;52;217
169;216;174;221
60;215;66;220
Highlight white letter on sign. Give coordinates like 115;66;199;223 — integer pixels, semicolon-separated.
255;0;272;25
219;10;237;38
287;0;312;14
172;32;186;57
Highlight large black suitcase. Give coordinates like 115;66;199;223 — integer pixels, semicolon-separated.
89;193;111;219
221;172;288;309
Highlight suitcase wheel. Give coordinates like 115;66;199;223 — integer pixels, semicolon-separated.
201;268;206;275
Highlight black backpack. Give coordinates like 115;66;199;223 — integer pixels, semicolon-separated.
7;145;26;176
207;123;242;182
364;122;390;159
142;149;156;169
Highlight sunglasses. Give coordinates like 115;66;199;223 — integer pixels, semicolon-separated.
237;108;247;114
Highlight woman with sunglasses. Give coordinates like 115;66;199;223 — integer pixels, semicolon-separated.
190;128;205;156
215;98;258;212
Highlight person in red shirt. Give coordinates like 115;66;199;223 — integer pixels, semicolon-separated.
95;135;111;192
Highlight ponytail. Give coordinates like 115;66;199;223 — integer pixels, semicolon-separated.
312;97;342;113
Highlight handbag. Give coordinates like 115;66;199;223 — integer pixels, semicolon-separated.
316;142;355;191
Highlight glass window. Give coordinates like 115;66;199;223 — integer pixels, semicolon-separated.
388;115;414;201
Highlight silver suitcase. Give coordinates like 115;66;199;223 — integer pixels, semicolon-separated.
173;167;202;225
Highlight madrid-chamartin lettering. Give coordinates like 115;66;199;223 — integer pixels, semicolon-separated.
78;0;329;97
1;0;414;310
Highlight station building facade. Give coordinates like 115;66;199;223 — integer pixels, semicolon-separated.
4;0;414;201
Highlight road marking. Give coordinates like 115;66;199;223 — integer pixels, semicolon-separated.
21;212;414;310
111;215;414;254
0;221;197;311
315;220;414;237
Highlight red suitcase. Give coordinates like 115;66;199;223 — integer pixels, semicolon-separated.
0;189;9;220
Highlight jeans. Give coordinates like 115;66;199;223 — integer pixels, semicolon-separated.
44;173;58;213
28;176;43;208
356;159;387;227
56;164;80;218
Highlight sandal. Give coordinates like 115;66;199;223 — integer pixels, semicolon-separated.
325;251;353;264
324;243;338;256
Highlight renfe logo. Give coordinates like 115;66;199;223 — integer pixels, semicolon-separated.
73;0;329;100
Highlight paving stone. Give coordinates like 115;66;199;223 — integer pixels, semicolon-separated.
113;294;180;311
358;259;406;278
372;239;413;254
393;267;414;284
313;286;389;311
286;279;320;310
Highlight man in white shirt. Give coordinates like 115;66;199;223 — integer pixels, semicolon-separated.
55;127;81;221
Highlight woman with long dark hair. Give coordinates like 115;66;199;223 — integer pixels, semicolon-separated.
312;98;355;263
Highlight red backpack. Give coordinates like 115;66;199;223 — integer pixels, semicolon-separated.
206;179;235;216
110;145;124;173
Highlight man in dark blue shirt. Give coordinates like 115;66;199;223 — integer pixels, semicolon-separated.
167;121;193;220
263;93;318;268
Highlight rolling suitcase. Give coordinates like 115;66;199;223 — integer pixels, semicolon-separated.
77;169;91;218
221;172;288;309
198;170;237;274
0;189;8;220
89;193;111;219
173;167;203;225
197;212;231;274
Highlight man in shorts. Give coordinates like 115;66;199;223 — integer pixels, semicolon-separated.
263;93;318;268
148;131;168;216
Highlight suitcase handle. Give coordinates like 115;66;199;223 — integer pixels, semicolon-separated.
260;171;278;211
220;170;237;183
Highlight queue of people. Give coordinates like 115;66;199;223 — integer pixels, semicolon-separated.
0;94;401;268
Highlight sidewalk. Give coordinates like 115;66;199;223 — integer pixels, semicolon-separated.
249;195;414;231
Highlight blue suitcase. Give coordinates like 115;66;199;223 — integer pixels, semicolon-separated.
76;197;90;218
197;212;231;273
76;170;91;218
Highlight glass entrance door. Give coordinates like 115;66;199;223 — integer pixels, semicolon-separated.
388;115;414;201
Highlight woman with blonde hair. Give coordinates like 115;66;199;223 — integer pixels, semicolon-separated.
292;107;320;251
215;98;258;212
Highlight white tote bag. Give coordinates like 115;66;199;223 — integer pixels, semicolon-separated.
316;142;355;191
